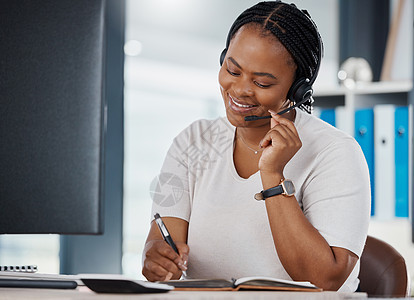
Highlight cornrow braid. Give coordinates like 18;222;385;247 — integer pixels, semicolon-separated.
223;1;323;113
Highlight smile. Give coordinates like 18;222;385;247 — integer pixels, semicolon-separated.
229;94;257;108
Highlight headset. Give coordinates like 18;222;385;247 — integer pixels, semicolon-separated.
219;4;323;116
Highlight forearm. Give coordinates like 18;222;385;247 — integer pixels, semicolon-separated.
261;172;355;290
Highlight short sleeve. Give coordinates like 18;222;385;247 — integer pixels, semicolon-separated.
150;128;192;223
301;138;371;257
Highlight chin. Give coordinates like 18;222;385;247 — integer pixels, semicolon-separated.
225;113;242;127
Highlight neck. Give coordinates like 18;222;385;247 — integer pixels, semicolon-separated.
237;126;268;147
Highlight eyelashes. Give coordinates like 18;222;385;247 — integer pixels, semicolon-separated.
226;69;272;88
255;82;271;88
226;69;239;76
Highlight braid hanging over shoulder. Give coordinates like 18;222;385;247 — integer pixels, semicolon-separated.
223;1;323;114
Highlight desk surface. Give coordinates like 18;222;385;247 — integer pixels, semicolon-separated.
0;287;367;299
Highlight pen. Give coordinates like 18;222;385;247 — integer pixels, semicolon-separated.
154;213;187;278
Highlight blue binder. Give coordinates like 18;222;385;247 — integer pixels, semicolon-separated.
355;109;375;216
394;106;409;218
319;109;336;126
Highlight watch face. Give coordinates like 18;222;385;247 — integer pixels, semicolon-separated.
282;180;295;196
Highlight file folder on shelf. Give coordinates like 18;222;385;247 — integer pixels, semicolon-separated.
319;109;336;127
355;108;375;216
317;105;411;220
394;106;409;218
374;105;395;220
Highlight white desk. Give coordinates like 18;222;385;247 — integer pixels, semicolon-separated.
0;287;367;299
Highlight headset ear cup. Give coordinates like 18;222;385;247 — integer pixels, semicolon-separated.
220;48;227;66
287;78;312;104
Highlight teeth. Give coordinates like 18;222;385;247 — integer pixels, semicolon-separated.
230;95;255;108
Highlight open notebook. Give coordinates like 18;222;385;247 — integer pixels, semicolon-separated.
160;276;322;292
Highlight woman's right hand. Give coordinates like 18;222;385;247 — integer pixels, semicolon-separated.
142;239;189;282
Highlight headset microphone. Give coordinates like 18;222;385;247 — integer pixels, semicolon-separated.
244;92;312;121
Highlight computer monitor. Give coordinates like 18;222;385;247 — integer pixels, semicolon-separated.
0;0;106;234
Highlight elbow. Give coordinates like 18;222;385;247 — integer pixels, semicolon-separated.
313;247;359;291
289;266;348;291
316;277;344;291
311;267;351;291
285;247;358;291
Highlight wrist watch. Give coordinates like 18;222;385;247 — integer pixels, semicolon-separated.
254;179;296;201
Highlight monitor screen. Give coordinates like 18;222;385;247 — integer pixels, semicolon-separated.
0;0;106;234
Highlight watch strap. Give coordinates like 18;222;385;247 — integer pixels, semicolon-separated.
261;185;284;199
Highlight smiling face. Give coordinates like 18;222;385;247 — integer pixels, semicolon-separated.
218;24;297;128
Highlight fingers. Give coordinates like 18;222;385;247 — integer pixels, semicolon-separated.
266;123;292;142
269;110;299;136
176;242;189;270
143;255;180;281
260;123;297;149
272;124;297;146
270;112;280;129
260;111;299;146
258;110;302;175
142;240;189;282
260;129;295;150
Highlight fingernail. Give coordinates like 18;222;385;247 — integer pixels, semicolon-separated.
181;254;189;266
164;272;173;281
259;140;263;148
178;262;188;271
268;109;277;115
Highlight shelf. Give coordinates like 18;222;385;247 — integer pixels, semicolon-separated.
313;80;413;135
348;81;412;94
314;80;412;97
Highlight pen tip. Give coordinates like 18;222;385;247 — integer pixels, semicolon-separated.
154;213;160;219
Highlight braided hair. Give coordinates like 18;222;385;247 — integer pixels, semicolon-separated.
222;1;323;113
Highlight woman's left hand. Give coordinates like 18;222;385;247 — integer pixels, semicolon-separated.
258;112;302;176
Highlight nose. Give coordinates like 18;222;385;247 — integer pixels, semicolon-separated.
232;76;254;97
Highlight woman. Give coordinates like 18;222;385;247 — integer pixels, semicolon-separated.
142;1;370;292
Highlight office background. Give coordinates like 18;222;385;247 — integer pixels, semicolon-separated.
0;0;413;293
